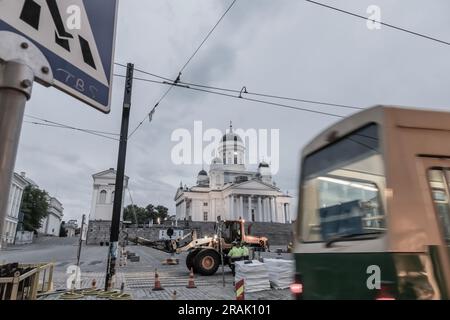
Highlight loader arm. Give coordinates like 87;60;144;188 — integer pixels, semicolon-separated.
130;236;177;253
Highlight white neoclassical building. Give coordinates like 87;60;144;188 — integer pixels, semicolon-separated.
89;168;129;221
3;173;28;244
175;126;292;223
39;196;64;236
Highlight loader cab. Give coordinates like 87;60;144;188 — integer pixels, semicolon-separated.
293;106;450;300
223;220;242;244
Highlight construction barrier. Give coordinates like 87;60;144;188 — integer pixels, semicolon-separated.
235;279;245;300
0;262;54;300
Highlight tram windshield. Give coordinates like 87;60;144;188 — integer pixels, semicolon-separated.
300;123;387;242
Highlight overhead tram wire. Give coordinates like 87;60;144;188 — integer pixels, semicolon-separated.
119;0;239;139
114;73;347;118
24;114;120;136
24;121;120;141
113;72;363;111
305;0;450;47
24;115;120;141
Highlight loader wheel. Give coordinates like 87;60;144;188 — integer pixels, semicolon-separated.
186;250;200;273
194;249;220;276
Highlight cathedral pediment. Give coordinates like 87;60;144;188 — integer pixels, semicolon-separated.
228;179;280;192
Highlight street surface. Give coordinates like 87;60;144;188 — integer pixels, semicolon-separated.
0;237;293;300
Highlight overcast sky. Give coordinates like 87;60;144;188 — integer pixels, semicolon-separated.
15;0;450;223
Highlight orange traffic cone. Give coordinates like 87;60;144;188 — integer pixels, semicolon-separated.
152;269;164;291
186;268;197;289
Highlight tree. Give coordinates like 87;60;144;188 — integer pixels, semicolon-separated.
123;204;150;225
59;222;67;237
20;185;49;232
145;204;169;224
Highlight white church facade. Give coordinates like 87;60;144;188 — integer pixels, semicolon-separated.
89;168;129;221
174;126;292;223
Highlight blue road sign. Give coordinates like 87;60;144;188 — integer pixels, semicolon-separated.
0;0;118;113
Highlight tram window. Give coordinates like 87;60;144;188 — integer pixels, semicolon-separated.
428;169;450;244
301;124;386;242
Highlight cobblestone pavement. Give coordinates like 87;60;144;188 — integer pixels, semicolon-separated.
1;237;293;300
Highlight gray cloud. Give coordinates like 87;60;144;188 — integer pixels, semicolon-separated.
14;0;450;224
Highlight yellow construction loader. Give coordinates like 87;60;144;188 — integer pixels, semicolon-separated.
129;219;268;276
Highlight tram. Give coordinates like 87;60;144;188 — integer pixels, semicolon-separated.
292;106;450;299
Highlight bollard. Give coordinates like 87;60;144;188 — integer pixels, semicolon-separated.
91;278;97;289
235;279;245;300
172;290;177;300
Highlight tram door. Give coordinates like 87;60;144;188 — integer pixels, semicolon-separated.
419;157;450;297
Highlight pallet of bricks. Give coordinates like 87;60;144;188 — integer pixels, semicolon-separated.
0;262;54;300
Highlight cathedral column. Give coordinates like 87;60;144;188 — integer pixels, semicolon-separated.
287;204;291;223
257;197;262;222
230;195;234;220
270;197;275;223
212;198;216;221
239;195;244;220
263;197;268;222
274;197;279;223
181;200;186;220
248;196;252;221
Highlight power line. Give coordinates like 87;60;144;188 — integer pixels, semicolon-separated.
114;73;348;118
24;121;120;141
114;72;362;111
126;0;238;139
115;62;173;82
25;115;120;136
177;80;362;110
305;0;450;47
24;115;120;141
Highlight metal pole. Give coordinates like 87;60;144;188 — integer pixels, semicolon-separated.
219;221;225;287
76;215;85;267
0;60;34;249
105;63;134;291
74;214;85;289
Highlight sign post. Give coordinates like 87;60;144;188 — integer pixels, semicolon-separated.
105;63;134;291
0;34;53;248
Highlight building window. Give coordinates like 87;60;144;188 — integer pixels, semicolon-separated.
99;190;107;204
203;202;208;207
111;191;115;203
203;212;208;221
